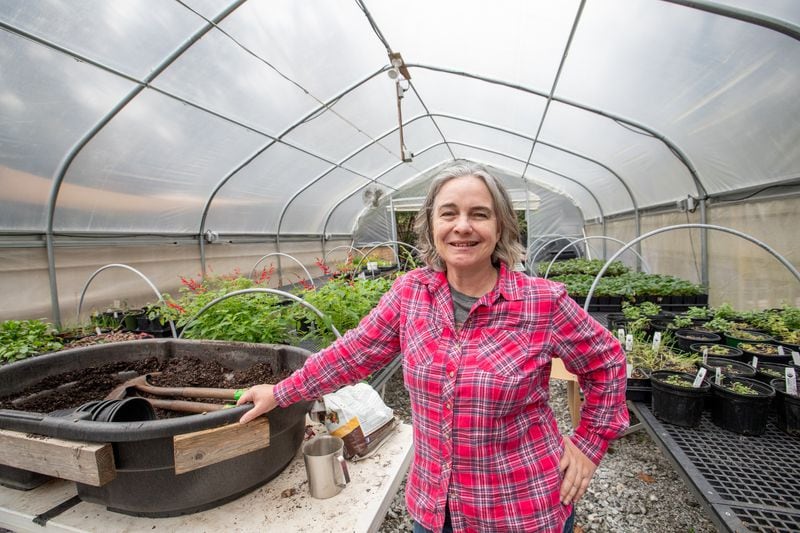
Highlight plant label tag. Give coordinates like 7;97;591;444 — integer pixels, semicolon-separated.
367;261;378;271
95;326;102;336
715;367;722;385
692;368;707;388
786;367;798;396
625;334;633;352
652;332;662;351
113;299;120;309
751;356;758;369
777;345;785;356
627;363;633;378
617;328;625;343
702;346;708;365
793;351;800;366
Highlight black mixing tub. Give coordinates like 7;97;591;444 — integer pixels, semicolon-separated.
0;339;310;517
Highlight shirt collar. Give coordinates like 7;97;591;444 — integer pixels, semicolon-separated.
418;262;525;302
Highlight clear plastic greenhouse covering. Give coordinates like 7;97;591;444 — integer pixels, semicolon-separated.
1;0;798;238
1;0;799;325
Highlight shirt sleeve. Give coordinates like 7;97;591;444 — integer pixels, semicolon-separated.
274;277;405;407
549;284;629;464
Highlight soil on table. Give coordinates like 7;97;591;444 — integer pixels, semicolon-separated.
0;356;290;418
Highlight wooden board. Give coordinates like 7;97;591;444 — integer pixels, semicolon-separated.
0;429;115;487
173;416;270;474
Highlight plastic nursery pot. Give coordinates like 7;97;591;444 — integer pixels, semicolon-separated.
769;379;800;436
724;329;775;348
777;340;800;354
650;370;710;428
753;362;792;385
605;312;626;331
626;368;652;402
710;376;775;436
674;329;722;353
739;342;791;364
698;357;756;379
688;342;744;362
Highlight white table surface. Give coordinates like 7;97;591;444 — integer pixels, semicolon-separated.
0;421;413;533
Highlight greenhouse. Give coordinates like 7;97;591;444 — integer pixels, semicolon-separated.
0;1;799;532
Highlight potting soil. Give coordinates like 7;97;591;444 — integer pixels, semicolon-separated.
0;356;290;417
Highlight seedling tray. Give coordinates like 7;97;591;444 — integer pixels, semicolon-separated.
630;402;800;532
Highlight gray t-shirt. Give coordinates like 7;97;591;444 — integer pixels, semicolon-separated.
450;285;479;328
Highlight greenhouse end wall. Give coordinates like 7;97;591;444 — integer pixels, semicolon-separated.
0;239;352;325
585;196;800;311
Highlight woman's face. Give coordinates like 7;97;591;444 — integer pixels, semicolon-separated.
431;175;500;273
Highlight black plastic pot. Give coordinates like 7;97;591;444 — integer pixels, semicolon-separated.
724;330;775;348
770;378;800;436
674;329;722;353
688;342;744;362
605;312;626;331
626;368;652;402
0;339;311;517
698;357;756;379
650;370;709;428
753;362;791;385
738;342;791;364
710;377;775;436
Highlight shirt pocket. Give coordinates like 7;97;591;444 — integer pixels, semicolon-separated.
402;318;441;369
474;328;543;377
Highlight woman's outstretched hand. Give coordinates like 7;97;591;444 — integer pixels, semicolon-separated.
237;384;278;424
558;436;598;505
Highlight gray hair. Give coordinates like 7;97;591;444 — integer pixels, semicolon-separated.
413;162;524;270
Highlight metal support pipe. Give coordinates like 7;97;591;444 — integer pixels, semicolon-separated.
76;263;177;338
583;224;800;312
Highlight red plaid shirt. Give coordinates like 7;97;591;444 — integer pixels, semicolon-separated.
275;263;629;532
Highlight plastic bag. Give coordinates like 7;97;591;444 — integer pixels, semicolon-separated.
312;382;395;459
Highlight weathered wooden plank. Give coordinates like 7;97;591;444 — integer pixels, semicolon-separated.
173;417;269;474
0;429;116;486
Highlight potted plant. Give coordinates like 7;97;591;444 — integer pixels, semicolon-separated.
697;357;756;379
673;329;722;353
709;376;775;435
753;361;791;384
723;328;775;348
650;370;710;427
770;378;800;436
738;342;790;364
688;342;744;362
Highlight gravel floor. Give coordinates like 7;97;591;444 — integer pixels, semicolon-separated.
377;370;716;533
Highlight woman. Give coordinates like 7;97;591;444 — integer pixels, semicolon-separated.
238;162;629;532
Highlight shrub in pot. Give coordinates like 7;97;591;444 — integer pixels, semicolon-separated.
709;376;775;436
650;370;710;427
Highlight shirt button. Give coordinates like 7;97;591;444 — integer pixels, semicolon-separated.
448;370;455;378
445;401;452;410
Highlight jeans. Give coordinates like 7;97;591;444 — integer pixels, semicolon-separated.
412;507;575;533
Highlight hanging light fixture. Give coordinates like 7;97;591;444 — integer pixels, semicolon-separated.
389;52;413;162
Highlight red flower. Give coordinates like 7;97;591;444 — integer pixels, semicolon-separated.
315;257;331;276
167;301;186;314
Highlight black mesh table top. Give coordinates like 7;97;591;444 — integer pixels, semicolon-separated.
630;402;800;533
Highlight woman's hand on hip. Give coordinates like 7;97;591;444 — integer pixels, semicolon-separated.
558;436;597;505
237;384;278;424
